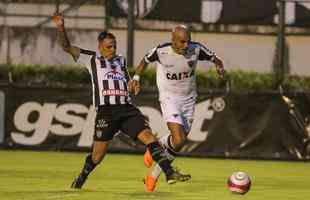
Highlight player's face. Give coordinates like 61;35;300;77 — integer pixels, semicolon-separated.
172;31;190;55
98;38;117;60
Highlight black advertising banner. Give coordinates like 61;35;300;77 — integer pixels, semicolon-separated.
108;0;310;27
3;85;93;151
143;0;202;22
1;84;164;152
296;3;310;27
109;0;201;22
217;0;277;25
194;93;310;160
1;84;310;160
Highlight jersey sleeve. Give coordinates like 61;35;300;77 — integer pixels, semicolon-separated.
144;47;159;63
198;43;216;62
76;48;96;69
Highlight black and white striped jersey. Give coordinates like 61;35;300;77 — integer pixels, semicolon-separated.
77;49;131;106
144;41;216;97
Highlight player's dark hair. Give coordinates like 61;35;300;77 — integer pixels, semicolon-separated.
97;31;115;42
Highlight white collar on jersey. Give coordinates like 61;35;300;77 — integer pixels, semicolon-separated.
96;51;102;59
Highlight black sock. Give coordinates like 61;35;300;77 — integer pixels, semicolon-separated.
80;154;97;177
147;141;174;176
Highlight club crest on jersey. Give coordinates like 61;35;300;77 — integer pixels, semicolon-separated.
187;60;195;68
105;70;125;81
188;48;195;53
111;57;122;68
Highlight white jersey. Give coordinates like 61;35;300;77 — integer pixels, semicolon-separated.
144;42;216;98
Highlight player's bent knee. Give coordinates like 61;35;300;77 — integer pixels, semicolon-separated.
171;134;187;152
137;129;157;145
174;133;186;143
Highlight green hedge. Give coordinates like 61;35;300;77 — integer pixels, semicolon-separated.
1;64;310;91
0;64;90;86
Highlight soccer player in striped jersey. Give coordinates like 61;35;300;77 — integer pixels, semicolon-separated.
129;25;225;192
52;13;190;190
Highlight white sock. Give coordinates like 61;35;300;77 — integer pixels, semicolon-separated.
159;134;171;149
151;164;162;179
159;134;177;152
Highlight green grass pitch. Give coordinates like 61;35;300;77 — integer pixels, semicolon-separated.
0;150;309;200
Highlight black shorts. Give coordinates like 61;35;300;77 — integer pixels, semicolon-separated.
93;104;150;141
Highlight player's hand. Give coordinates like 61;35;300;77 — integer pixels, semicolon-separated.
213;56;225;79
52;12;64;28
216;65;225;79
128;79;141;95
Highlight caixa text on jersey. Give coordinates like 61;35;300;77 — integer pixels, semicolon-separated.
166;71;194;80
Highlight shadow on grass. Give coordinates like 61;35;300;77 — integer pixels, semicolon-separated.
120;191;173;198
3;189;174;199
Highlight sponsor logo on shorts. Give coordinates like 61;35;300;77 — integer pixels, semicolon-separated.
96;119;108;128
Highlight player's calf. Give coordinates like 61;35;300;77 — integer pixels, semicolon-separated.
146;141;175;178
71;154;97;189
143;149;153;168
71;174;88;189
144;136;176;168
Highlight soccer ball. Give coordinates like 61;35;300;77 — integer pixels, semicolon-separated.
227;171;251;194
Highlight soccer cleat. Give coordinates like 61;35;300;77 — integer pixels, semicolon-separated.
166;170;191;184
144;174;158;192
71;174;87;189
143;149;153;168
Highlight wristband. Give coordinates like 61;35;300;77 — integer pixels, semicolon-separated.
210;55;216;62
133;74;140;82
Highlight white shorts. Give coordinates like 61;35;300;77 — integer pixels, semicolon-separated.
159;95;196;133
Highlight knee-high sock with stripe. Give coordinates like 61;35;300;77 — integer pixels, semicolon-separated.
80;154;97;177
151;134;176;180
146;141;174;177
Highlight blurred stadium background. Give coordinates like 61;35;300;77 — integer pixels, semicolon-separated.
0;1;310;200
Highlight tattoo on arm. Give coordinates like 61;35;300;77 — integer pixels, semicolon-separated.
57;28;70;51
57;28;80;60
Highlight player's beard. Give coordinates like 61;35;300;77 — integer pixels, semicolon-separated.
178;48;187;55
173;47;187;55
102;51;116;60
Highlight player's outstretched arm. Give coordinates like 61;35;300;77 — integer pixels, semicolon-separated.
52;12;80;61
128;58;149;95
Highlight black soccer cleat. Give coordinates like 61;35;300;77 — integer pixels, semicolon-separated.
71;174;87;189
166;170;191;184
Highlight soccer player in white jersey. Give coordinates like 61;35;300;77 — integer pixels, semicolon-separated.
52;13;191;190
129;25;225;192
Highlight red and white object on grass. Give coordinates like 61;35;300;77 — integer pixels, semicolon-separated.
227;171;251;194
